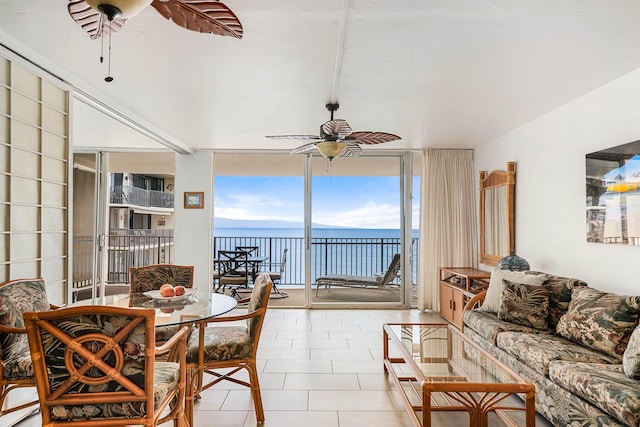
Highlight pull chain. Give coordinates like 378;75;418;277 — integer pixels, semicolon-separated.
105;18;114;82
99;23;104;64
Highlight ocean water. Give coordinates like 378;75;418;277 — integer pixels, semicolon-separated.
213;227;418;284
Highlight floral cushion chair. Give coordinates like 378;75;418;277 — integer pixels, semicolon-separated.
23;305;189;427
0;278;56;417
129;264;194;341
186;272;273;423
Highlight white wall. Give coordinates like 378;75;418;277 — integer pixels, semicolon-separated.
174;151;214;291
475;67;640;294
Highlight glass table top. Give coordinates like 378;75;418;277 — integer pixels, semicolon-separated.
385;323;525;386
70;291;238;326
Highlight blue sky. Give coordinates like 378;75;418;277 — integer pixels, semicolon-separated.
214;176;420;229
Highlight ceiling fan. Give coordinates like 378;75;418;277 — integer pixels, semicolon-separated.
68;0;243;39
266;103;401;161
68;0;242;80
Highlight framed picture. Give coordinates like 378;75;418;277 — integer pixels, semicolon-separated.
586;139;640;245
184;191;204;209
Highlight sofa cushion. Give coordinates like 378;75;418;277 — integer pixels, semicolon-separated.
463;310;550;345
479;268;546;314
496;331;619;376
549;361;640;427
525;271;588;329
466;328;628;427
623;324;640;379
556;287;640;361
498;280;549;331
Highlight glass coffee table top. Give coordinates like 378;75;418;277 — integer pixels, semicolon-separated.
386;323;524;385
383;322;535;427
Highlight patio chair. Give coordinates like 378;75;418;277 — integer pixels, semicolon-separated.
235;245;259;256
217;250;252;299
315;253;402;296
0;278;58;418
23;305;189;427
261;248;289;298
129;264;194;341
187;273;273;422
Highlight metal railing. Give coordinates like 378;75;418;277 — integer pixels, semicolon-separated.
213;236;419;286
106;230;175;283
73;231;418;288
110;185;174;208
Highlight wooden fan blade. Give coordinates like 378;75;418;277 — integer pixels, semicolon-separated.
321;119;352;138
290;142;320;155
68;0;126;40
151;0;243;38
341;142;362;157
349;132;401;145
266;135;323;140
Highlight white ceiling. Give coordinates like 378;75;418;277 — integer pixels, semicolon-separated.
2;0;640;154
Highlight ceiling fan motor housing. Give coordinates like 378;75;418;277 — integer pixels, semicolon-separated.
320;125;338;141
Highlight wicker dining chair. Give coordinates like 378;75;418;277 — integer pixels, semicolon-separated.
129;264;194;342
23;305;190;427
0;278;57;418
129;264;194;294
186;273;273;423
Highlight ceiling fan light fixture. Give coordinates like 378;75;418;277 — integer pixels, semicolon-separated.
85;0;153;19
316;141;347;161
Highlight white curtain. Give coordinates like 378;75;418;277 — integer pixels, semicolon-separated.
418;149;477;311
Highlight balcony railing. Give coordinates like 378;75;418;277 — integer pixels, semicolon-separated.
110;185;174;209
72;232;418;290
214;236;419;286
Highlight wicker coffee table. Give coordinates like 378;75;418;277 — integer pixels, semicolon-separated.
383;323;535;427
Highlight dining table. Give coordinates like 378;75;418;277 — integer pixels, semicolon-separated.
214;255;269;271
69;290;238;327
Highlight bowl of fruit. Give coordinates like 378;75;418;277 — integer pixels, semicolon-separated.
143;284;196;302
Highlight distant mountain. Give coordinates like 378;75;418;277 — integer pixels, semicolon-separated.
214;218;349;229
214;218;301;228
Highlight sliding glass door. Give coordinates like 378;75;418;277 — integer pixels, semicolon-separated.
308;154;412;307
213;152;414;308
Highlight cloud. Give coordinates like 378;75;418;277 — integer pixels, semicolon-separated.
314;202;401;229
216;192;303;222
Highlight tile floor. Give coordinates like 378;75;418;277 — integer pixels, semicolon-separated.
14;308;552;427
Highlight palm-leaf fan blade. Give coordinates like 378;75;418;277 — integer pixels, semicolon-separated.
265;135;323;140
151;0;243;38
290;142;321;155
68;0;126;39
321;119;352;138
349;132;401;145
341;142;362;157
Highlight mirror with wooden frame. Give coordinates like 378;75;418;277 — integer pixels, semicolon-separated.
479;162;515;266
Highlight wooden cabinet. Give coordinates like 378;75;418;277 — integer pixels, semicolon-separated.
439;267;491;329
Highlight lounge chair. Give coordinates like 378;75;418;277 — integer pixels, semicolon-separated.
315;253;401;296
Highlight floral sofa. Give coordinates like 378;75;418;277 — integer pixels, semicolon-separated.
462;268;640;427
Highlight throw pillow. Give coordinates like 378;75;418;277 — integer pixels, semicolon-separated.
623;324;640;379
526;272;587;330
479;268;546;313
556;287;640;361
498;279;550;330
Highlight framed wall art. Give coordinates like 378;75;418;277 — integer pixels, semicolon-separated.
184;191;204;209
586;140;640;245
